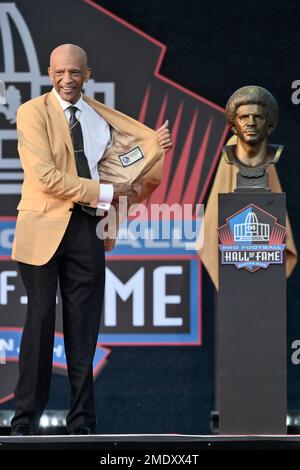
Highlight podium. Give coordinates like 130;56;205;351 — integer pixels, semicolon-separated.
217;191;287;434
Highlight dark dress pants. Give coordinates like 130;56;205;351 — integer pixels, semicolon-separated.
11;205;105;433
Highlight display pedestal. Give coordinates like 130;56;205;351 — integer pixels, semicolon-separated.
218;192;286;434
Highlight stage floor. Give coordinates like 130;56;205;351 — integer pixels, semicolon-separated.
1;433;300;451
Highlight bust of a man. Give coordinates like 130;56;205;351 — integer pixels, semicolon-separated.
222;85;283;190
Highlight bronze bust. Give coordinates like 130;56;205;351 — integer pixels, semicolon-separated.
222;85;283;191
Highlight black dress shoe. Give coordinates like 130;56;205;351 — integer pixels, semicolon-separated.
70;425;94;435
11;423;34;436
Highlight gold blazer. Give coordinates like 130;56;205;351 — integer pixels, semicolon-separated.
12;90;164;265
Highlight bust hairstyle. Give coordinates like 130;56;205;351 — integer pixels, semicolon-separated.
225;85;279;130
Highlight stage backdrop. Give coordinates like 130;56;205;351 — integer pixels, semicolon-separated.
1;0;300;434
0;0;227;433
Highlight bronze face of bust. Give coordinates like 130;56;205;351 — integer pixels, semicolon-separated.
223;85;283;190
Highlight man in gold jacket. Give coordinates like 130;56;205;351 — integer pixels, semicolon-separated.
10;44;171;436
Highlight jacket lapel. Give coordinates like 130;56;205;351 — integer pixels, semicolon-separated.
83;95;146;140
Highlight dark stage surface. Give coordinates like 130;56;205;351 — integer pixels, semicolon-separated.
2;433;300;451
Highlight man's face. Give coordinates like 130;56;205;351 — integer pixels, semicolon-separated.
232;104;272;145
48;50;90;104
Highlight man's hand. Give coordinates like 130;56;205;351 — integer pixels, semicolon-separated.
157;120;172;152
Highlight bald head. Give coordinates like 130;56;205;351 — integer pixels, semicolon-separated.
50;44;88;68
48;43;91;104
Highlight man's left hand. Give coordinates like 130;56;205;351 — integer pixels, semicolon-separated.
157;120;172;152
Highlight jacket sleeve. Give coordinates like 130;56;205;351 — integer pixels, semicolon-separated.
16;103;100;206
